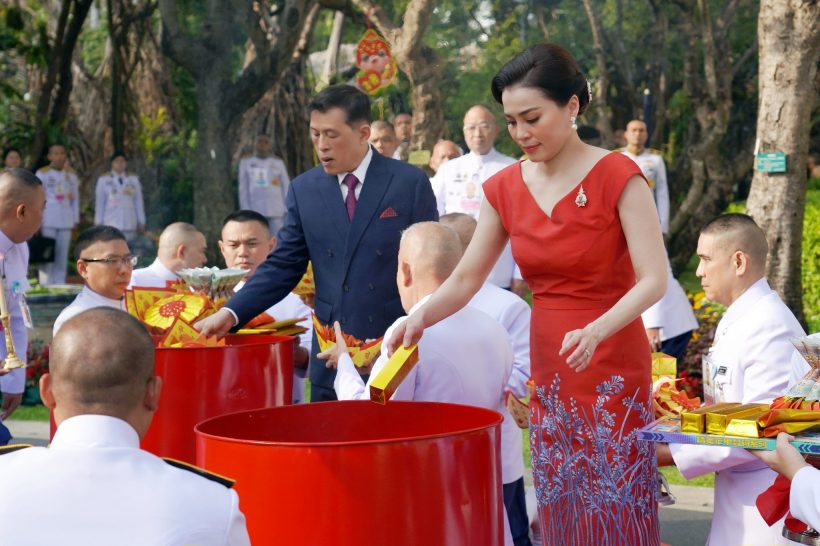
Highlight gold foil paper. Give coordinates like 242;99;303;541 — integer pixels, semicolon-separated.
723;410;769;438
680;402;741;433
705;403;770;435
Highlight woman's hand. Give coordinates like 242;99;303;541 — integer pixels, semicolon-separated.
559;324;602;372
387;313;425;356
316;321;349;369
751;433;809;480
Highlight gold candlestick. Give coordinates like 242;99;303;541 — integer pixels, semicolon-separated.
0;275;24;371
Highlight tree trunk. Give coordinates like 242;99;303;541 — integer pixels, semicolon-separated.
745;0;819;324
321;10;345;86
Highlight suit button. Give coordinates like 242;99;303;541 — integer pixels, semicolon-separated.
376;249;383;256
343;284;349;292
328;249;334;257
368;283;374;291
368;316;374;323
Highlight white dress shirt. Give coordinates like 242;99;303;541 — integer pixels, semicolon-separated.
791;466;820;530
670;278;805;546
336;146;374;201
36;167;80;229
0;414;250;545
234;280;312;403
641;259;698;341
469;282;531;398
129;258;179;289
94;171;146;231
434;149;519;288
0;230;30;395
53;286;125;336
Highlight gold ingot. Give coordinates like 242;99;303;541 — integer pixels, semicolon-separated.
724;410;769;438
706;403;770;435
681;402;741;433
369;344;419;405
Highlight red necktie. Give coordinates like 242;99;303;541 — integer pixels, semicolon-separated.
343;173;358;220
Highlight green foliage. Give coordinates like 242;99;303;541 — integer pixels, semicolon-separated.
803;190;820;332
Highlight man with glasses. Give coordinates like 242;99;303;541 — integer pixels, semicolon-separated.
53;226;135;336
433;105;522;291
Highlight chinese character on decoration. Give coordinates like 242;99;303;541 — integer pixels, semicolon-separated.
356;29;397;95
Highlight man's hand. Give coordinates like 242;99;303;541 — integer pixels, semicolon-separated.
194;308;236;337
1;392;23;421
645;328;661;352
137;224;146;235
656;443;675;467
510;279;530;301
387;313;425;356
298;293;315;309
751;433;809;480
0;368;9;377
316;322;349;369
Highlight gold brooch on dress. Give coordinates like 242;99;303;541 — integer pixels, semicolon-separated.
575;185;587;207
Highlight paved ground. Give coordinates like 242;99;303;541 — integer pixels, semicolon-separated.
7;419;714;545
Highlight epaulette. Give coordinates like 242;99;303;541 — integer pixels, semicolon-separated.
647;148;663;156
615;147;626;152
0;444;32;455
38;166;51;173
162;457;236;488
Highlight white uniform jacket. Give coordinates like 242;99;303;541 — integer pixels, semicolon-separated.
234;280;312;403
237;155;291;219
53;286;125;337
791;466;820;531
0;230;30;395
0;415;250;545
129;258;179;289
36;167;80;229
670;279;806;546
619;147;669;233
435;149;519;288
641;259;698;341
94;172;146;231
470;282;531;398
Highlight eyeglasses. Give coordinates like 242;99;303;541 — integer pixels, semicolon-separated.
80;255;138;267
463;123;494;133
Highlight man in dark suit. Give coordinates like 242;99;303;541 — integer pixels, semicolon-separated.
197;85;438;401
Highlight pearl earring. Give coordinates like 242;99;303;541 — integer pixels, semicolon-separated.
570;116;578;130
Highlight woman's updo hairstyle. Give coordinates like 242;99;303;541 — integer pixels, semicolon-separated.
491;43;590;116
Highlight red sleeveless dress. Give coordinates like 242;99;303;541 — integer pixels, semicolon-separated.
483;152;660;545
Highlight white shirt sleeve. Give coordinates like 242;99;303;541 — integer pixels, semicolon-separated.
72;175;80;225
238;159;250;210
333;352;370;401
226;489;252;545
790;466;820;531
94;177;106;225
0;368;24;395
133;177;146;226
655;156;670;234
500;300;532;398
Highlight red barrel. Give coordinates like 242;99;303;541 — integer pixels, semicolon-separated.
141;334;294;463
195;401;505;546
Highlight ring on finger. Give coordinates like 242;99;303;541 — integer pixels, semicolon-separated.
584;349;591;359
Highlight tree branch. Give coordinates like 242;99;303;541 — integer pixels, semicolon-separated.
349;0;400;43
157;0;203;75
732;36;758;80
396;0;436;56
696;0;719;102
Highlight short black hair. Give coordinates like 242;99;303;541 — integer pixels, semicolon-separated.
110;150;127;163
491;43;590;116
1;167;42;188
308;85;371;126
222;209;270;230
3;148;22;161
75;225;127;259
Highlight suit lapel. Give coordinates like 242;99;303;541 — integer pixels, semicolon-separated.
343;153;392;268
317;172;352;239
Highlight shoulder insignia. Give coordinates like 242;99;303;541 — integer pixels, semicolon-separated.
615;147;626;152
162;457;236;488
647;148;663;156
0;444;32;455
38;166;51;173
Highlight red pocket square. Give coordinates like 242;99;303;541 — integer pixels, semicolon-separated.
379;207;398;219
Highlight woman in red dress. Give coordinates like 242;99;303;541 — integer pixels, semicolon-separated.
390;43;667;544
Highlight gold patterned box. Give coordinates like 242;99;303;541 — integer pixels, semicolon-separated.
681;402;741;433
651;352;677;382
723;410;770;438
369;344;419;405
706;403;770;435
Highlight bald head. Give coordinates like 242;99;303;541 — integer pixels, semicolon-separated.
439;213;477;252
430;140;462;173
48;308;156;423
701;213;768;268
157;222;207;270
400;222;463;285
0;168;45;243
463;105;499;155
